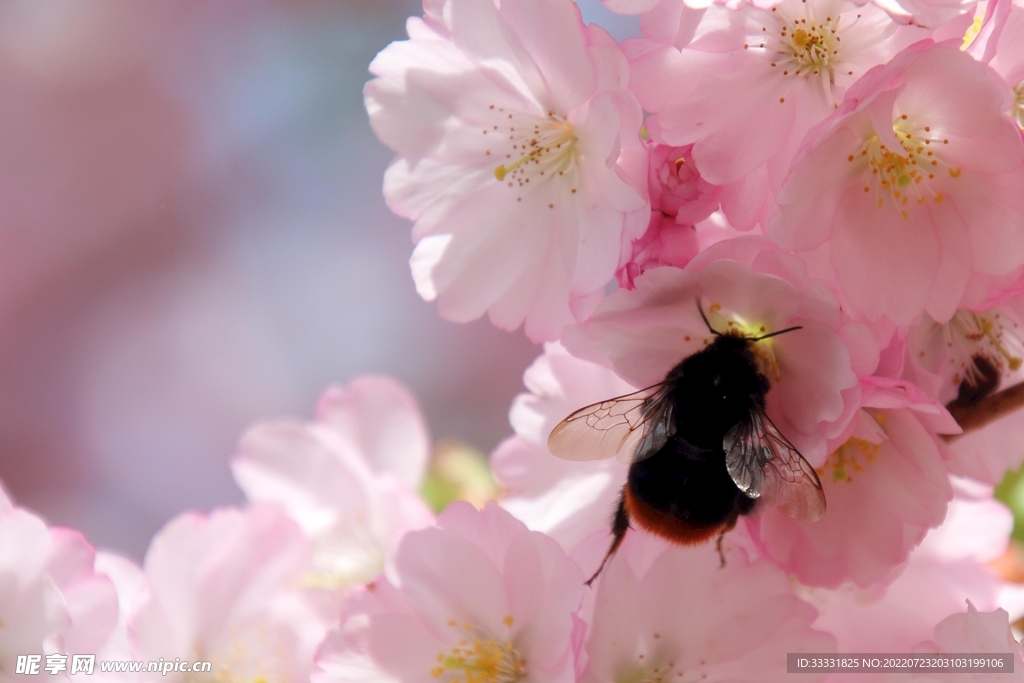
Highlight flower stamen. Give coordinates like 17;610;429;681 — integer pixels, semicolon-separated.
432;620;525;683
818;436;879;484
486;109;578;190
943;310;1024;387
850;114;959;217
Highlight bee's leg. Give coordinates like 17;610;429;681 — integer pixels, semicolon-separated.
715;528;728;568
716;508;742;568
585;494;630;587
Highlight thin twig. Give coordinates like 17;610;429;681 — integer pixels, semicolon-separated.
944;381;1024;442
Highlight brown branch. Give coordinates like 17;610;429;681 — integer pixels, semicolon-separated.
944;380;1024;442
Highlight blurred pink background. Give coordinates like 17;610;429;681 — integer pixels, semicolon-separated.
0;0;637;559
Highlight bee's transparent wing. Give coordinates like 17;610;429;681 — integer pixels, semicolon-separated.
547;384;675;463
723;410;826;522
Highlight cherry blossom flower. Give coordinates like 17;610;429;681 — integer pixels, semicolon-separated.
130;505;328;683
798;483;1016;658
563;240;870;466
748;383;957;588
908;302;1024;406
232;378;434;592
581;531;834;683
366;0;648;341
0;507;118;681
629;0;925;229
492;344;632;550
315;502;584;683
616;143;719;287
645;143;722;225
769;40;1024;325
911;604;1024;683
616;213;701;289
0;509;70;679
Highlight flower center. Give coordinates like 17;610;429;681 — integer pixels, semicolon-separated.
942;309;1023;386
483;106;578;194
850;114;960;219
431;619;525;683
760;4;862;84
187;620;289;683
299;515;385;591
818;435;879;484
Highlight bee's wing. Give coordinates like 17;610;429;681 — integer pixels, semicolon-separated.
547;384;674;463
723;410;826;522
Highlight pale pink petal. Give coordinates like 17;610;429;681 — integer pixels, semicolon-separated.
751;409;951;587
584;533;834;683
316;376;430;489
830;187;942;326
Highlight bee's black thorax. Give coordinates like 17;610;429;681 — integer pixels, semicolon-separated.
663;333;770;450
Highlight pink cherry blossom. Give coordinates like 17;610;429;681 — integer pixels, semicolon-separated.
315;502;584;683
908;293;1024;403
616;212;701;289
130;505;327;683
629;0;925;229
366;0;648;341
0;507;118;680
581;531;834;683
904;293;1024;485
769;40;1024;325
492;343;633;550
748;387;956;588
0;509;70;678
912;604;1024;683
616;143;719;287
232;379;434;591
799;484;1015;660
645;142;722;225
563;241;869;466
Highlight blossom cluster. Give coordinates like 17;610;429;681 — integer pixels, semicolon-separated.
7;0;1024;679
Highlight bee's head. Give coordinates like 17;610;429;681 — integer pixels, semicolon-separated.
696;297;803;343
706;334;769;405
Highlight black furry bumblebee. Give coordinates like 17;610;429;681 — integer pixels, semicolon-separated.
548;302;826;584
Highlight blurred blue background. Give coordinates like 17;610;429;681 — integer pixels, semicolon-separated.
0;0;639;558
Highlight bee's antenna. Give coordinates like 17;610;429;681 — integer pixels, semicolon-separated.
752;325;802;342
696;298;721;336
